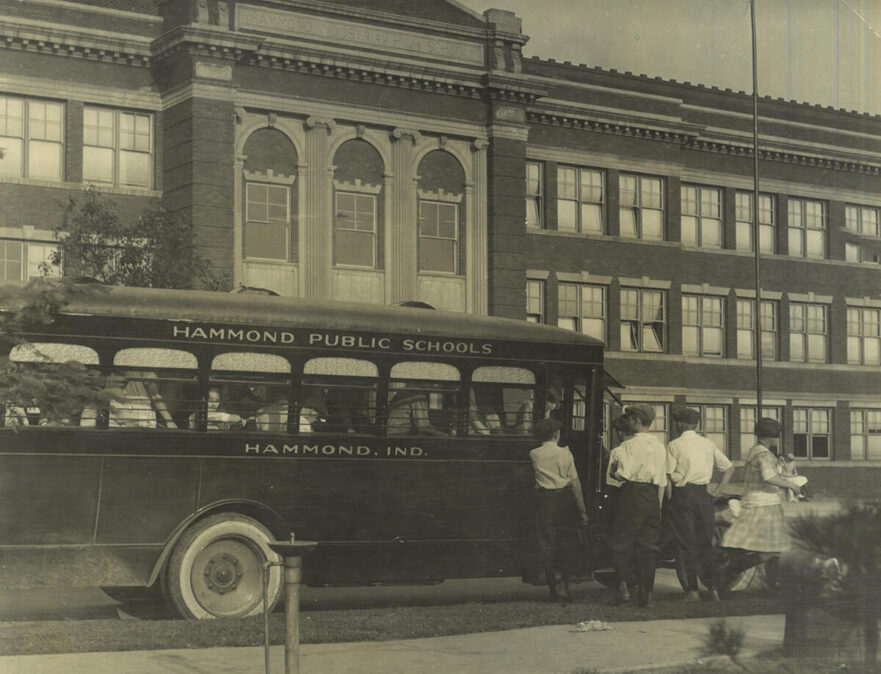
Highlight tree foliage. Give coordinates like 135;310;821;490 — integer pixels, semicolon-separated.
49;188;220;289
0;278;118;426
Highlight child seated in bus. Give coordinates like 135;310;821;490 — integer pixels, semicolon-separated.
387;382;448;436
188;388;243;431
515;384;562;434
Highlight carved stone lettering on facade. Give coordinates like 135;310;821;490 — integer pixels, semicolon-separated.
236;5;483;65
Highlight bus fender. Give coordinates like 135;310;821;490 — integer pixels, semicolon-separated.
147;499;291;587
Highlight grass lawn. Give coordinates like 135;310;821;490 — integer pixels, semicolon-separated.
0;587;781;656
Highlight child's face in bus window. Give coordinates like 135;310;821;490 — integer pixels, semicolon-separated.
207;389;222;412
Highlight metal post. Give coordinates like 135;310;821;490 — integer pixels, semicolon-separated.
266;541;318;674
750;0;763;415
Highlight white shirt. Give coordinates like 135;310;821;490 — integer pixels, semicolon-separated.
666;430;733;487
609;432;668;487
529;441;579;490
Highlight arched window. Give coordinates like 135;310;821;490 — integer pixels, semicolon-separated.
416;150;465;275
242;128;297;262
332;139;384;269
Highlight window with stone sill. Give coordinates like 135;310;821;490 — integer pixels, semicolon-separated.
790;302;828;364
793;407;831;460
736;298;777;360
557;165;604;234
557;282;606;343
334;179;380;269
526;279;544;323
526;162;543;229
739;406;782;455
418;190;461;275
682;294;724;358
681;185;722;248
83;106;152;188
620;287;665;353
847;306;881;366
787;198;826;259
851;409;881;460
244;170;293;262
619;173;664;241
735;192;776;254
0;95;64;182
845;205;880;238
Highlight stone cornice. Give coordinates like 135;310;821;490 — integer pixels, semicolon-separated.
528;108;881;176
484;73;549;104
151;25;264;62
0;16;151;66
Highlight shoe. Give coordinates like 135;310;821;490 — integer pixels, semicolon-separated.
684;591;701;602
708;590;721;602
608;582;630;605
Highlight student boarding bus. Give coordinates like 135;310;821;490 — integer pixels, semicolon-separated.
0;285;606;619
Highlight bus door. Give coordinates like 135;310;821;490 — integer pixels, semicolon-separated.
547;364;604;515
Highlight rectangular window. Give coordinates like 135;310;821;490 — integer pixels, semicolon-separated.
846;205;880;238
681;185;722;248
334;192;376;268
526;279;544;323
526;162;543;229
0;239;23;281
851;409;881;460
735;192;775;253
790;302;828;363
847;307;881;365
788;198;826;259
739;406;782;455
418;201;458;274
619;173;664;240
25;242;59;279
245;182;289;261
0;95;63;181
556;166;604;234
793;408;831;459
557;282;606;343
846;242;862;263
620;288;665;352
696;404;727;454
736;299;777;360
83;107;152;188
682;294;724;357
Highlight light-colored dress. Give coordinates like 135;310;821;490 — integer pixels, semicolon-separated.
721;444;789;553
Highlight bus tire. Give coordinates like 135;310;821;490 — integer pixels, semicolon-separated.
164;512;282;620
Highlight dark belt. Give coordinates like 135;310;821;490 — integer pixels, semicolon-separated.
536;487;569;493
623;480;656;487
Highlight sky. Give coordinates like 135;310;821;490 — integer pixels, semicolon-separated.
457;0;881;116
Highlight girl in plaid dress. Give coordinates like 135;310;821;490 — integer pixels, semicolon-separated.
721;418;803;556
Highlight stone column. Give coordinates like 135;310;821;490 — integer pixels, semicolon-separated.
232;153;246;286
468;139;489;315
388;128;421;303
302;117;335;300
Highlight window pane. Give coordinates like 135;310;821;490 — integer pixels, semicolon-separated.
737;328;754;359
641;209;663;240
334;229;374;267
703;327;723;356
789;228;804;257
619;209;637;238
0;137;23;176
683;325;699;356
83;146;114;183
28;140;62;180
681;216;698;245
806;229;825;258
420;238;456;273
701;218;722;247
557;317;577;332
580;203;603;233
119;150;151;187
557;201;577;231
245;222;287;260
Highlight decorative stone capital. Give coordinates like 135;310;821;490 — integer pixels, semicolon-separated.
391;128;422;144
472;139;490;151
355;124;367;139
305;116;336;133
268;112;277;128
234;106;247;123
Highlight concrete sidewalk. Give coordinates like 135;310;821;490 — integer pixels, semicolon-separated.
0;614;784;674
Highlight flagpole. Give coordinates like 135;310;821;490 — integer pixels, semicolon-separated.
750;0;763;417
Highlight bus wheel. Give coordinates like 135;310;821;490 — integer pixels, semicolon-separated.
165;513;282;620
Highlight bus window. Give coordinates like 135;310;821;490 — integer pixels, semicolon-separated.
208;353;291;432
469;366;535;436
387;362;458;437
6;343;100;427
515;377;563;435
302;357;378;434
104;348;198;430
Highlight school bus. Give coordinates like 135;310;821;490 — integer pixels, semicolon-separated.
0;285;605;618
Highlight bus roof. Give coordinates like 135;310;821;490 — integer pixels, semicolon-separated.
52;285;603;350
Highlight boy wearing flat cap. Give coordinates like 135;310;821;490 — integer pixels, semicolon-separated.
721;417;803;571
607;404;667;607
661;406;734;601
